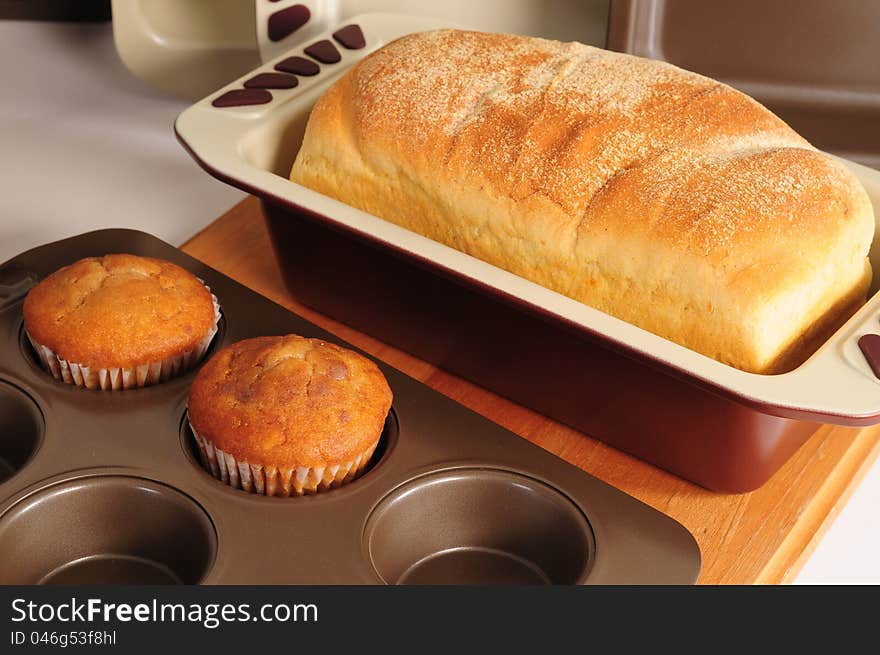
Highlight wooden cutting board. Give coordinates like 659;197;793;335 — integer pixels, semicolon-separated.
183;196;880;584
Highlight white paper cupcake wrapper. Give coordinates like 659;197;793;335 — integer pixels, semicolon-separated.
26;286;221;391
190;423;378;497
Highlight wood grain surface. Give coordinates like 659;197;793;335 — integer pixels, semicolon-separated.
183;196;880;584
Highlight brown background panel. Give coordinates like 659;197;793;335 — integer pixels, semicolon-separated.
607;0;880;167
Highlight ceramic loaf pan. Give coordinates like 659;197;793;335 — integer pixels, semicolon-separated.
0;230;699;585
174;13;880;492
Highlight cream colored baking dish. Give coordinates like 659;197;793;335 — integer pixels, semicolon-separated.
176;13;880;491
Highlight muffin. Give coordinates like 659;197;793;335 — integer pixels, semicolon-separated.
23;254;220;390
188;334;393;496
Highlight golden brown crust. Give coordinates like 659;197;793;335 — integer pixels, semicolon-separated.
187;335;393;469
291;29;876;373
23;254;217;369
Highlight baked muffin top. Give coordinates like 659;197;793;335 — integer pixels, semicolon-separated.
23;254;217;368
188;335;393;469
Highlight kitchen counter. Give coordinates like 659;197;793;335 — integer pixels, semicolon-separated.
1;19;878;584
0;20;245;262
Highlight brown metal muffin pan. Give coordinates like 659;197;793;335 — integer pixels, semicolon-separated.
0;229;699;585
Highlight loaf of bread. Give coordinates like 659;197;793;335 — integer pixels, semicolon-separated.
290;29;875;373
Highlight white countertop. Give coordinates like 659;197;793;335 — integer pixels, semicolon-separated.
0;20;245;261
1;20;878;584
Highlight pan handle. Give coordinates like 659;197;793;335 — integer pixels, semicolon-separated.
255;0;333;63
752;160;880;425
177;13;451;127
766;261;880;424
767;320;880;425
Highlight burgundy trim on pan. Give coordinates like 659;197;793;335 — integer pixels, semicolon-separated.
858;334;880;378
333;25;366;50
275;56;320;76
211;89;272;108
244;73;299;89
304;40;341;64
267;4;311;42
172;124;880;427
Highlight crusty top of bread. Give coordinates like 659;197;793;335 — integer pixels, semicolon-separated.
188;335;392;468
291;29;875;373
23;254;217;368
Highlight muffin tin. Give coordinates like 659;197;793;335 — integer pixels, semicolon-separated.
0;229;699;585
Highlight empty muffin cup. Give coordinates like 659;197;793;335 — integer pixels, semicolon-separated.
365;469;594;585
0;476;216;584
0;381;43;484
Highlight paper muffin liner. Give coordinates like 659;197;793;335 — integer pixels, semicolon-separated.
26;286;221;391
189;423;379;497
